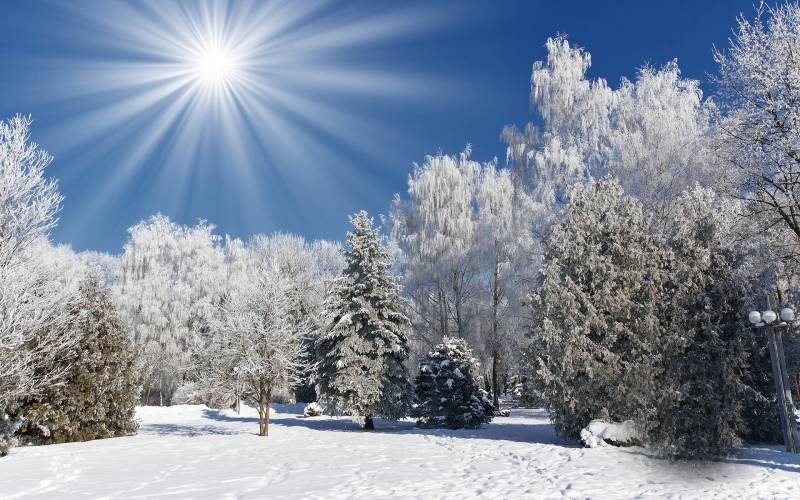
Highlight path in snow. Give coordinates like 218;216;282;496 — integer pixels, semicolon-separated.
1;404;800;499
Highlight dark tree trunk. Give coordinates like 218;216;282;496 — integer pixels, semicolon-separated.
364;416;375;430
492;353;500;408
143;382;152;406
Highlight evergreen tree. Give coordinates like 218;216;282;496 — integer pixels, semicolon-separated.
12;276;139;444
314;211;413;429
652;188;756;457
412;336;494;429
529;179;675;439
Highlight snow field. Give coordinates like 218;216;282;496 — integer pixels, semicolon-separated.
2;404;800;499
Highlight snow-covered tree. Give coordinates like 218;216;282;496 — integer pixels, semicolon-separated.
11;276;138;444
115;215;226;405
609;62;718;220
0;115;62;267
648;188;754;457
502;36;610;215
474;163;538;406
412;336;493;429
315;211;413;429
206;244;305;436
503;36;717;223
389;149;482;346
0;115;74;456
528;179;674;439
714;2;800;263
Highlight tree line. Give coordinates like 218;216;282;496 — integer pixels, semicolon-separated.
3;2;800;458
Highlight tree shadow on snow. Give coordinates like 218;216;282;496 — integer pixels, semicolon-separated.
199;405;575;446
200;406;576;446
623;445;800;476
719;445;800;474
404;422;576;446
141;423;239;437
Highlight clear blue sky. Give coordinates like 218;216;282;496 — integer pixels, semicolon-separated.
0;0;756;253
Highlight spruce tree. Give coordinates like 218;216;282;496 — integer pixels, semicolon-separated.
12;276;139;444
412;337;494;429
314;211;413;429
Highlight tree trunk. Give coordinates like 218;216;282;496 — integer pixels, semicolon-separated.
143;382;152;406
256;380;272;437
453;270;464;338
364;415;374;430
257;395;266;436
491;253;501;408
158;388;163;407
492;352;500;408
438;281;448;338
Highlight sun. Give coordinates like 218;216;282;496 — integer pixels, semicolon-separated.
193;44;237;85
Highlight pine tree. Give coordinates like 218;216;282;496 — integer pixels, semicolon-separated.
12;276;139;444
314;211;413;429
412;337;494;429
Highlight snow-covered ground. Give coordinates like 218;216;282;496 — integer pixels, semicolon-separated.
1;404;799;499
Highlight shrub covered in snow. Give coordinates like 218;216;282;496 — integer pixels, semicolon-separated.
413;337;494;429
11;277;139;444
304;402;324;417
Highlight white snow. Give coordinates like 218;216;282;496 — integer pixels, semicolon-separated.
580;419;639;448
1;404;800;499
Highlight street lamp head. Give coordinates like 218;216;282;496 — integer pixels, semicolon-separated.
763;310;778;324
781;307;795;322
748;311;762;325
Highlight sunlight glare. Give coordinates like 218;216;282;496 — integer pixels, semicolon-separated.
194;45;236;84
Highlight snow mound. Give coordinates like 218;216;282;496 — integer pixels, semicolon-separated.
580;419;639;448
303;402;323;417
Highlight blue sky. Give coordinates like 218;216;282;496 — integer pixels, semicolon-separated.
0;0;755;253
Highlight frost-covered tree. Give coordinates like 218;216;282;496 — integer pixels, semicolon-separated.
315;211;413;429
529;179;674;438
115;215;226;405
11;276;138;444
0;115;74;456
648;188;754;457
474;163;538;406
714;2;800;263
609;63;718;220
0;115;62;267
412;336;493;429
206;245;305;436
186;234;343;408
504;36;717;223
390;149;481;346
502;36;611;214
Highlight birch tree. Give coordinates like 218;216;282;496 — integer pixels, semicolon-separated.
389;148;481;346
714;2;800;263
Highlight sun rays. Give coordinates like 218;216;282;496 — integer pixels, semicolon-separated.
22;0;448;239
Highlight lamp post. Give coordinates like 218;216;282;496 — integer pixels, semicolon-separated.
748;305;800;453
